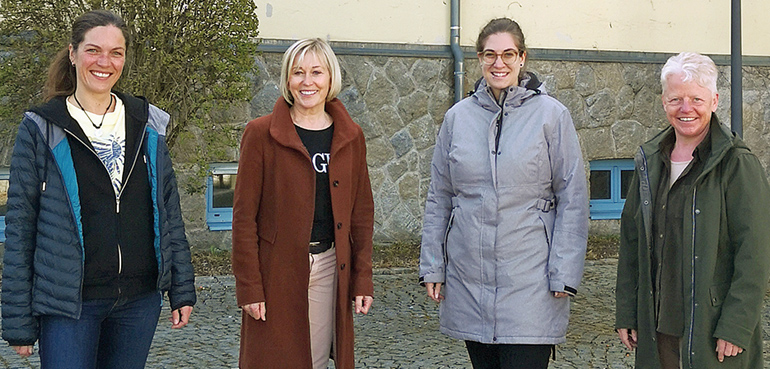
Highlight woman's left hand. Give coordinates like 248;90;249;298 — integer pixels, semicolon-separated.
170;305;194;328
355;296;373;314
553;292;569;298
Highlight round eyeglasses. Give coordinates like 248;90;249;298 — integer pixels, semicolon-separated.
478;49;521;65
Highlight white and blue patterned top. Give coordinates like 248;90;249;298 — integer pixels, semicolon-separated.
66;94;126;196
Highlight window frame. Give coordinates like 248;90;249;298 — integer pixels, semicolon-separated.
0;167;9;242
205;163;238;231
589;159;635;220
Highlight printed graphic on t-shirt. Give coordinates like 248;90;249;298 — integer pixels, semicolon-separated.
92;134;126;195
312;153;330;173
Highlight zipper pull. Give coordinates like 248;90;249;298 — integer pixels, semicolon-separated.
116;198;120;213
143;155;147;164
41;181;47;192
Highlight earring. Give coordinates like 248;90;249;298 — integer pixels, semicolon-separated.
520;63;524;67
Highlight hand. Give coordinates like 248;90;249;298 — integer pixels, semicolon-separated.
242;302;266;321
170;305;193;329
12;345;33;357
716;339;743;362
425;282;444;303
553;292;569;298
618;328;638;350
355;296;373;314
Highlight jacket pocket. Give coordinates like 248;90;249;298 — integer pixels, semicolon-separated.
257;227;277;245
537;198;556;246
709;282;730;307
443;198;458;266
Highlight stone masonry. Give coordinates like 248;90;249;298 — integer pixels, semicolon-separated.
164;50;770;248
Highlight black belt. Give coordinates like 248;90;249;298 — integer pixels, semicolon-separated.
309;241;334;254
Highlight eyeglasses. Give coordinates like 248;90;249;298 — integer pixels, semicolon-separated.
478;49;521;65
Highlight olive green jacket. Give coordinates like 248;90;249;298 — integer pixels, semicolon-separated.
616;116;770;368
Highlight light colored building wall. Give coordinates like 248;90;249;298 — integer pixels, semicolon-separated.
255;0;770;56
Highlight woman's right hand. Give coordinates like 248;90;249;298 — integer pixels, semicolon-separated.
425;282;444;303
242;302;266;321
617;328;637;350
13;345;33;357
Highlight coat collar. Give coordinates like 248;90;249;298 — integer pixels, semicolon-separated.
641;114;746;178
472;72;545;112
268;97;360;157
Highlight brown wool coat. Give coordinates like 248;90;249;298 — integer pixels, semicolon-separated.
232;97;374;369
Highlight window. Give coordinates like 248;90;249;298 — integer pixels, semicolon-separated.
206;163;238;231
0;167;9;242
589;159;634;220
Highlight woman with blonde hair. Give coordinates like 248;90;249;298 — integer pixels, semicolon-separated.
232;38;374;369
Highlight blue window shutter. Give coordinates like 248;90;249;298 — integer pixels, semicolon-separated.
589;159;634;220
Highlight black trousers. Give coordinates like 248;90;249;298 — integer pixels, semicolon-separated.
465;341;552;369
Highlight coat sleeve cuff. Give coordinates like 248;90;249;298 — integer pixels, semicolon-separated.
419;272;445;287
6;339;37;347
564;285;578;296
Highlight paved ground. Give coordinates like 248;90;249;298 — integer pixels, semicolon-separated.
0;259;768;368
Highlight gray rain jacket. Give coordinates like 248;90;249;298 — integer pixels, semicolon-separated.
420;75;588;344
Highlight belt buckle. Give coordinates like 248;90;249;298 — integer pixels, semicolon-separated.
309;241;321;247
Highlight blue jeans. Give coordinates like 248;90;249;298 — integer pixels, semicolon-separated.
39;291;162;369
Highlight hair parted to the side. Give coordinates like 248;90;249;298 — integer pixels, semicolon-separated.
43;9;130;101
476;17;528;80
279;38;342;105
660;52;718;97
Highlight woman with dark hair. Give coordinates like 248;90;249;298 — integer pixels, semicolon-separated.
1;9;196;368
420;18;588;369
232;38;374;369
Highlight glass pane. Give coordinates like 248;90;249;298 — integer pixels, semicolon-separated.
620;170;634;200
0;178;7;216
590;170;611;200
211;174;237;208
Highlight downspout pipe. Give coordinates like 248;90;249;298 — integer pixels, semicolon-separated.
731;0;743;137
450;0;464;103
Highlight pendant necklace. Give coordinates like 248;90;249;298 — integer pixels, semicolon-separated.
73;93;114;129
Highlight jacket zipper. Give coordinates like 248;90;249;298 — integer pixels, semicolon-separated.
687;187;697;368
64;126;148;282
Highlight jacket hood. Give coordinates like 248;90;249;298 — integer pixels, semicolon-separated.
470;71;545;111
29;91;151;131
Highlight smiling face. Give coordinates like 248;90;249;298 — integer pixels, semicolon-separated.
288;51;330;113
69;25;126;98
479;32;526;100
662;72;718;143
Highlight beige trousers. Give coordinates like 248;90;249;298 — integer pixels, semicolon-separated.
308;247;337;369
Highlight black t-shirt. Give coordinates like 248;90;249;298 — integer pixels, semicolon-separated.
295;124;335;242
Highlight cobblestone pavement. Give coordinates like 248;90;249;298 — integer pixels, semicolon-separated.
1;259;769;368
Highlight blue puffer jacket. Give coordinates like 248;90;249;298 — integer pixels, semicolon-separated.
1;94;196;346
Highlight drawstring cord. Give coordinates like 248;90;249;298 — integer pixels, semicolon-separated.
42;121;50;192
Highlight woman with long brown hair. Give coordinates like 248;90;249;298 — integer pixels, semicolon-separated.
2;10;196;368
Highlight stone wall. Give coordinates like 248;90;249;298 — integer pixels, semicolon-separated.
68;49;770;249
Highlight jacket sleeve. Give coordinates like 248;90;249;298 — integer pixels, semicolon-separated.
419;113;453;285
615;167;640;330
2;119;41;346
159;139;197;310
545;109;588;293
349;131;375;298
712;150;770;348
231;121;266;307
